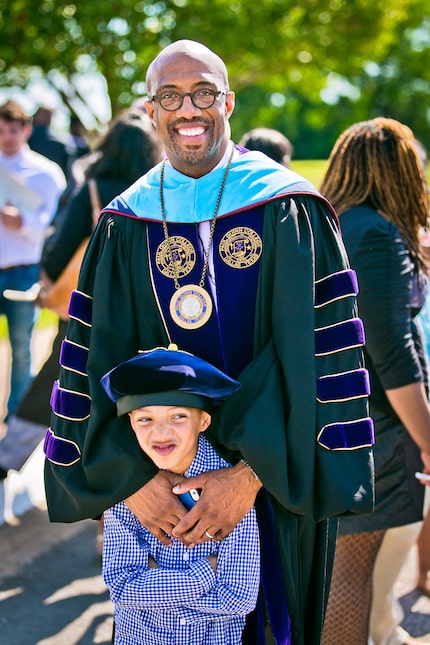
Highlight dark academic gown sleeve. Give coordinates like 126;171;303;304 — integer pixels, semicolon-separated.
208;196;374;644
210;195;374;519
44;212;171;520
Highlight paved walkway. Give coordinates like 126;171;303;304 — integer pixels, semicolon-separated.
0;324;113;644
0;506;113;644
392;546;430;642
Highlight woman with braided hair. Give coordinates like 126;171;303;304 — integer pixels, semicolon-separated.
320;117;430;645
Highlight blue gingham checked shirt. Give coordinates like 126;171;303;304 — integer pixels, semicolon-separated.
103;434;260;645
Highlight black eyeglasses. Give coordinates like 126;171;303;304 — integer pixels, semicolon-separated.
149;88;227;111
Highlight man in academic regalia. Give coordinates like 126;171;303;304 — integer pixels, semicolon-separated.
44;40;374;644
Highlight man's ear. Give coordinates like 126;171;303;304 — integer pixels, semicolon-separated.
225;91;235;120
144;100;156;127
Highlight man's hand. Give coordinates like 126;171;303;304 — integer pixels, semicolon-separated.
171;462;262;547
1;203;23;230
125;470;188;545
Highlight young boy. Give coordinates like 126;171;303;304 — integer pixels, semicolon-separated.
100;344;260;645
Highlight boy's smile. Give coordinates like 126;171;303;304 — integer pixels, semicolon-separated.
152;442;176;456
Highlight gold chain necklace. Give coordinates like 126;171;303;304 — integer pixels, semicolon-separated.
159;145;234;329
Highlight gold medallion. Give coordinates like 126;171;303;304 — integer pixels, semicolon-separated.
159;145;235;330
156;236;196;279
219;227;262;268
169;284;213;330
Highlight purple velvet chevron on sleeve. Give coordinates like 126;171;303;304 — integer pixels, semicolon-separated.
317;417;375;451
68;290;92;326
50;380;91;421
315;318;365;356
317;368;370;403
60;338;89;376
315;269;359;308
44;428;81;466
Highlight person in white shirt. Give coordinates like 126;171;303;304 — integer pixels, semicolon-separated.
0;100;66;419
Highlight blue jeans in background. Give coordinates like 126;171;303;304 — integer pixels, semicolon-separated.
0;264;40;417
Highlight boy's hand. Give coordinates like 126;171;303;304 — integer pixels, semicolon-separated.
171;462;262;547
125;470;188;545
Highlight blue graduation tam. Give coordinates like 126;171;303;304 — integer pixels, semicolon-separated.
101;344;241;416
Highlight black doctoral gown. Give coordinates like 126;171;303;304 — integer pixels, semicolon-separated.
44;153;374;644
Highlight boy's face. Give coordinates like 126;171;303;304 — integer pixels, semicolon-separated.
128;405;211;473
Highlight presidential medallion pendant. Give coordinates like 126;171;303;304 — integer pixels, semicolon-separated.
169;284;213;330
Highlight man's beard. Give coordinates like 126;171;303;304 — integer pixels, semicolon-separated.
168;122;214;164
172;146;208;164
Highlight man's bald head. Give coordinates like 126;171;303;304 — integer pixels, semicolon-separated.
146;40;229;95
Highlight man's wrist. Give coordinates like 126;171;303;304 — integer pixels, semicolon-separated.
239;458;261;482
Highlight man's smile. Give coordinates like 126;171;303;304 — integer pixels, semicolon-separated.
177;126;206;137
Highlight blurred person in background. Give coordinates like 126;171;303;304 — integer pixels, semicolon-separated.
367;137;430;645
0;100;65;425
28;106;75;178
239;127;293;167
320;117;430;645
68;115;91;161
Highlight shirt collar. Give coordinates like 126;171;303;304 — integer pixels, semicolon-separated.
0;144;28;164
184;434;210;478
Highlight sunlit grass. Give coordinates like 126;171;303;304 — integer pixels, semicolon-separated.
291;160;430;190
290;159;328;188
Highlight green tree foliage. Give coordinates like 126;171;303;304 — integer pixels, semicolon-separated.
0;0;429;157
